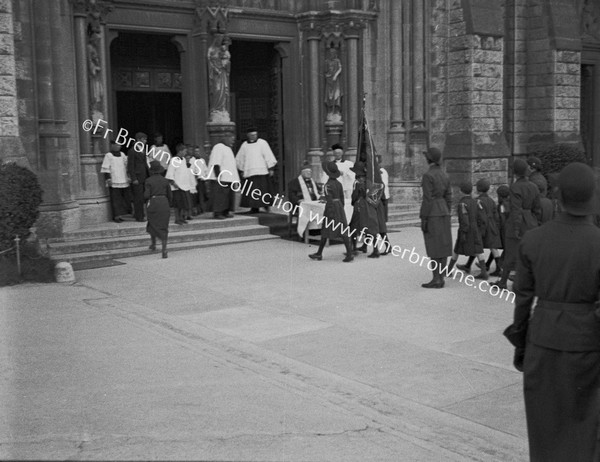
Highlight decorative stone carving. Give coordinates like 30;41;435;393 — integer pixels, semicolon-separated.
324;46;342;121
583;0;600;41
207;33;231;122
195;1;229;34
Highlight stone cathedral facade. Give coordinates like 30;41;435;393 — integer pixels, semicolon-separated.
1;0;599;237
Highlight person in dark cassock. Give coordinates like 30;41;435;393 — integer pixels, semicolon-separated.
506;162;600;462
127;132;150;222
491;158;541;290
419;147;452;288
349;161;382;258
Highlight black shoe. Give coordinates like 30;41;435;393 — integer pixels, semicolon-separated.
490;280;507;290
136;218;146;222
149;244;156;251
213;214;226;220
162;251;168;259
421;280;444;289
113;217;124;223
359;244;368;253
308;253;322;261
224;213;234;218
489;268;502;277
342;253;354;262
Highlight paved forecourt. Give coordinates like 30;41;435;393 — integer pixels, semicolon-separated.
1;225;527;461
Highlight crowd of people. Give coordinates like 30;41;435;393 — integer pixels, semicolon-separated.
100;128;278;258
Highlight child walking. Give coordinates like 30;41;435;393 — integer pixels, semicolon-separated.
309;161;354;262
166;143;191;225
446;182;488;280
457;178;502;276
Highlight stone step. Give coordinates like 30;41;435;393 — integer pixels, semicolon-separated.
47;224;271;255
50;233;280;264
46;215;259;243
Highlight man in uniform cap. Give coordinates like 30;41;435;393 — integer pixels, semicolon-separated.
527;156;547;195
508;162;600;461
491;158;541;290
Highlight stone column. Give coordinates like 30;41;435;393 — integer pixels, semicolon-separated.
307;30;323;169
191;25;210;153
171;36;193;146
408;0;428;179
344;28;360;161
34;0;81;236
72;1;91;155
387;0;413;205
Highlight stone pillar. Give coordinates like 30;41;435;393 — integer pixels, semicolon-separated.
443;1;509;192
344;29;360;161
307;30;323;169
75;0;112;226
72;1;91;155
34;0;82;237
408;0;428;179
191;25;210;153
0;0;27;166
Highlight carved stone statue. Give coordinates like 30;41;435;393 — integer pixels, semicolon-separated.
208;34;231;120
324;46;342;121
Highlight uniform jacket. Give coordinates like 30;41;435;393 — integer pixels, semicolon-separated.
419;165;451;219
505;177;541;239
476;193;502;248
454;195;483;256
514;213;600;351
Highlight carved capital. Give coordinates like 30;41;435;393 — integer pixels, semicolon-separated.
195;0;229;34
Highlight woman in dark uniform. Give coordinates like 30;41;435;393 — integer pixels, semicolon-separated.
308;161;353;262
144;161;172;259
509;162;600;461
419;147;452;288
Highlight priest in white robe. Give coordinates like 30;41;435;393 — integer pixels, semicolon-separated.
236;127;277;213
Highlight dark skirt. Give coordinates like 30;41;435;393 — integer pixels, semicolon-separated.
453;228;483;256
172;189;190;210
240;175;274;208
146;195;170;241
524;344;600;461
350;198;380;236
321;200;348;240
212;181;235;213
423;215;452;258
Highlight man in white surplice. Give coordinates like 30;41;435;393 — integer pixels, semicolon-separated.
321;143;355;202
236;127;277;213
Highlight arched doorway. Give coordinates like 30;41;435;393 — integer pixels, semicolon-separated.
110;32;183;151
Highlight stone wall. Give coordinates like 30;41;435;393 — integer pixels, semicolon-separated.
522;0;582;151
0;0;26;165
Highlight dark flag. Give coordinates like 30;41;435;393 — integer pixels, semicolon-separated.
357;106;384;205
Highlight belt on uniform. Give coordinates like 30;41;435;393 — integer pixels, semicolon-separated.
537;299;597;313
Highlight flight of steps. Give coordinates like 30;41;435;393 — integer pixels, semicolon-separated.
45;214;278;266
386;203;420;230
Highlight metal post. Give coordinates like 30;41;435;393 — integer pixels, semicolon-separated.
14;235;21;276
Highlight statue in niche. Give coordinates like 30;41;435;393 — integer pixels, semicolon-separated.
208;33;231;120
583;0;600;41
324;46;343;121
87;4;104;120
